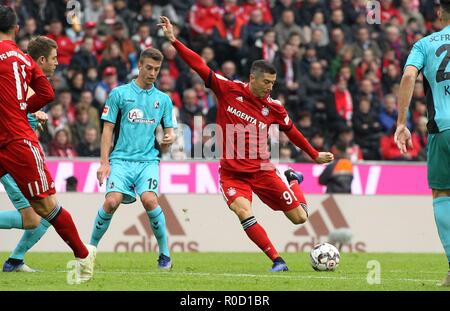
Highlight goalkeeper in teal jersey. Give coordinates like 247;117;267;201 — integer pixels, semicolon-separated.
396;1;450;286
1;36;58;272
90;48;176;269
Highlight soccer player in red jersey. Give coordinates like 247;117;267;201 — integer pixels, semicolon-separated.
0;6;95;281
159;16;334;271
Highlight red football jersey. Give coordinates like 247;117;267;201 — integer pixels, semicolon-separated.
207;73;293;172
173;39;318;172
0;40;51;147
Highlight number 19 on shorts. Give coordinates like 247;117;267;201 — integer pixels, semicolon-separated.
148;178;158;191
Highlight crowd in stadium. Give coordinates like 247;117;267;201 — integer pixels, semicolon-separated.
5;0;440;162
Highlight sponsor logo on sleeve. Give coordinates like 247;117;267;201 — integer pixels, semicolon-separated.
102;105;109;116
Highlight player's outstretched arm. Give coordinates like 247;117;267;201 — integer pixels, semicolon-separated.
285;125;334;164
158;16;211;82
314;151;335;164
395;66;418;154
27;76;55;113
97;122;114;186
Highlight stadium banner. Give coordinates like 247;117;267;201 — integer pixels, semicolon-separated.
0;160;429;195
0;194;441;253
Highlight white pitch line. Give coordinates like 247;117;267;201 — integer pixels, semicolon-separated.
51;270;440;284
387;270;445;275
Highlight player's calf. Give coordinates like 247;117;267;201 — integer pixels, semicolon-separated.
31;196;90;259
284;205;308;225
143;193;172;269
20;207;41;229
91;194;122;245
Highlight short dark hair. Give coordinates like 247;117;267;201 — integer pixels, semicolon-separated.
250;60;276;76
49;18;62;25
137;22;150;30
27;36;58;61
357;26;369;33
66;176;78;192
282;8;295;16
139;48;164;63
263;28;275;35
59;88;71;95
335;141;348;154
442;0;450;14
0;5;17;34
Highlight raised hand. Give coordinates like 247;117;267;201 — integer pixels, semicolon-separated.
315;152;334;164
158;16;176;43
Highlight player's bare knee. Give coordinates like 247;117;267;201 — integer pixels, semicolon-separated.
29;200;48;218
20;208;41;229
286;207;308;225
103;198;120;214
229;197;252;220
288;215;306;225
232;205;252;219
300;210;309;223
23;215;40;229
141;194;158;211
298;211;308;224
292;214;308;225
30;196;56;216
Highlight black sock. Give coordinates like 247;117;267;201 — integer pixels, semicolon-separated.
274;257;285;264
6;258;23;265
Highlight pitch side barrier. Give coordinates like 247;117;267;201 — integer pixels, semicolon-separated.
0;194;438;253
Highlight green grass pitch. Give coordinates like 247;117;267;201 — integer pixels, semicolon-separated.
0;252;449;291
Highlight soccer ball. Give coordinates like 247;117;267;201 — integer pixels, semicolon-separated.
310;242;340;271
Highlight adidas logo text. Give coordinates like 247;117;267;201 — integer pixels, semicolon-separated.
115;195;199;252
286;196;366;253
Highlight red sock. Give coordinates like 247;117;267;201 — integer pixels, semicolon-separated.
49;208;88;258
289;180;306;203
242;217;279;261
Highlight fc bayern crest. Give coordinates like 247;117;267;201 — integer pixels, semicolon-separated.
261;106;269;116
154;101;160;109
227;187;237;197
